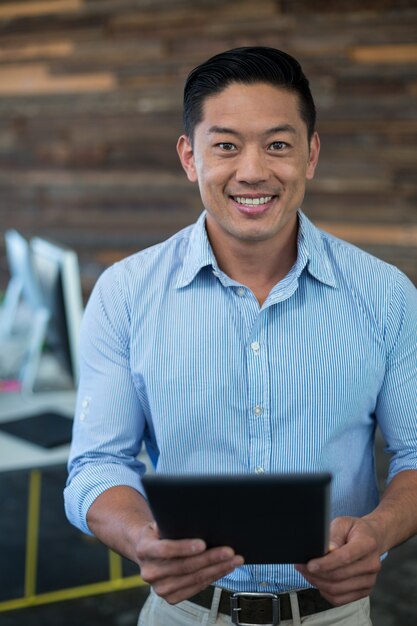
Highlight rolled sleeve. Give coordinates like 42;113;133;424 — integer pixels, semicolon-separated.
376;271;417;481
64;265;147;535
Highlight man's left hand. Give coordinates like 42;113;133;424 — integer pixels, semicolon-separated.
295;516;383;606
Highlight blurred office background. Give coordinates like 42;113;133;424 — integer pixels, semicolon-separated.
0;0;416;295
0;1;416;625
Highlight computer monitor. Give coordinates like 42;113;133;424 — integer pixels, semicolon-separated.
1;230;50;392
1;229;44;335
4;229;44;308
30;237;84;388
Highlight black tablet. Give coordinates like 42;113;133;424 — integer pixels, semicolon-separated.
142;473;332;564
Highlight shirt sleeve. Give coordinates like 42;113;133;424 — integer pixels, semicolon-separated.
376;270;417;482
64;264;147;535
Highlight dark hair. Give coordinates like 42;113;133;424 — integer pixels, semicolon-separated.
183;46;316;142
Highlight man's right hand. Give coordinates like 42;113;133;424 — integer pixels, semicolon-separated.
86;486;244;606
136;520;244;604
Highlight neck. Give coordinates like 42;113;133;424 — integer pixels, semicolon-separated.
207;219;298;306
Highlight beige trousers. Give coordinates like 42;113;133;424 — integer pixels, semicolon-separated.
138;588;372;626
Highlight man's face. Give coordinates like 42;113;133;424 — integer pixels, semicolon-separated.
177;82;320;252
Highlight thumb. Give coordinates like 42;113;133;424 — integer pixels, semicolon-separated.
147;520;161;538
328;516;356;552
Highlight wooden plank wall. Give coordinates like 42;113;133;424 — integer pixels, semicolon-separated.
0;0;416;298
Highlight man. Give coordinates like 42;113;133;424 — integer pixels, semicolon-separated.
65;47;417;625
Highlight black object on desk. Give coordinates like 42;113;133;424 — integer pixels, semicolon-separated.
0;411;73;448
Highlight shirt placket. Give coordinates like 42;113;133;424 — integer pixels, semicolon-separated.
246;308;271;475
228;282;273;475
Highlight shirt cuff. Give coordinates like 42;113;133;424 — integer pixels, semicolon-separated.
64;461;147;536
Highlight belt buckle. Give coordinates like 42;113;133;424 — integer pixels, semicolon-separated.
230;592;280;626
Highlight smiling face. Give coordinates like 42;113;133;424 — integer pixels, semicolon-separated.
177;82;320;256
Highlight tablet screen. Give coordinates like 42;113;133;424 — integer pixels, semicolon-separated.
143;473;332;564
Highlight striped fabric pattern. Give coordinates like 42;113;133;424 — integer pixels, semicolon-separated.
65;211;417;593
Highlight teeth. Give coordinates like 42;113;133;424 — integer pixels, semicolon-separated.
234;196;273;206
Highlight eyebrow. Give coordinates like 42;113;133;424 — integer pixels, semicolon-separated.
207;124;297;137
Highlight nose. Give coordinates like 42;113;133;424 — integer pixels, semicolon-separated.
235;146;268;184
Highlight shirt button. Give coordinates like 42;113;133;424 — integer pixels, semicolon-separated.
260;581;268;587
255;466;265;474
82;399;90;409
251;341;260;353
79;412;86;422
253;405;263;417
236;287;245;297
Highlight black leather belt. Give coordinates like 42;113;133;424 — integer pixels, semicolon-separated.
189;586;334;625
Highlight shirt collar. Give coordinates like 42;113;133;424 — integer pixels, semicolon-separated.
175;212;216;288
175;210;338;289
297;211;337;288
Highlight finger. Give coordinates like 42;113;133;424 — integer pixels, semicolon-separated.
328;516;356;551
142;546;241;581
296;552;381;583
149;521;160;537
303;535;377;575
295;563;379;605
137;521;206;558
296;565;376;595
313;575;377;606
138;533;207;561
153;555;244;605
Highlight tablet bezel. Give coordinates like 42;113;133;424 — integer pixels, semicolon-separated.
142;473;332;564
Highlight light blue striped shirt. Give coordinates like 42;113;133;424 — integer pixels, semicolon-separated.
65;210;417;593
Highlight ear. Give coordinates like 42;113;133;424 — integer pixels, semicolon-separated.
176;134;198;182
306;131;320;180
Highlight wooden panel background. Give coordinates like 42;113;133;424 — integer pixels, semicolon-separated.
0;0;416;299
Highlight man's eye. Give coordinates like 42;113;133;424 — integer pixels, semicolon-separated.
217;142;236;151
269;141;287;151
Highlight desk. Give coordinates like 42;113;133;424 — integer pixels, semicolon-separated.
0;389;147;613
0;390;76;472
0;389;75;419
